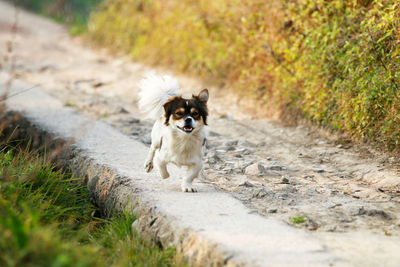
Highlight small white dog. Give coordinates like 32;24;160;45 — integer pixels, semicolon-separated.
138;73;209;192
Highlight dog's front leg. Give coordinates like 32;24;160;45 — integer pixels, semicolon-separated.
144;145;156;173
144;136;163;173
181;163;202;192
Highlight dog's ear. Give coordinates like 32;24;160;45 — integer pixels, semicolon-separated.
198;89;209;103
192;90;209;125
163;100;173;125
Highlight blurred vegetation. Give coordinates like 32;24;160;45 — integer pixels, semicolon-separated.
0;146;184;266
88;0;400;149
14;0;102;34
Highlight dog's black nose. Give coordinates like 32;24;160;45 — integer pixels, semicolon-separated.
185;117;192;124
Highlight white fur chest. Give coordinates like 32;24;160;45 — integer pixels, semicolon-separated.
163;129;203;166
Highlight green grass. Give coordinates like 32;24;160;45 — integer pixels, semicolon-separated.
289;216;307;224
12;0;103;35
0;147;184;267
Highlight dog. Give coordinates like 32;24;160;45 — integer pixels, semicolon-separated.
138;72;209;192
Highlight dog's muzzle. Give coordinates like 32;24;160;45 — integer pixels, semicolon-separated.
178;117;194;133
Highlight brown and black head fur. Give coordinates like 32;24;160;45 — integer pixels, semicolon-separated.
163;89;209;127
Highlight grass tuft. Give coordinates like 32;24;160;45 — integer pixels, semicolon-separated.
0;146;184;267
289;216;307;224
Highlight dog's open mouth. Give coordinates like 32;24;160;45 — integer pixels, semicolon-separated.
178;126;194;133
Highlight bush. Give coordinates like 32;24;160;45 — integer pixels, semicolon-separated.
275;0;400;148
15;0;102;34
89;0;400;149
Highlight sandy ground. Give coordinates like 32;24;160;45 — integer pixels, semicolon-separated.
2;2;400;265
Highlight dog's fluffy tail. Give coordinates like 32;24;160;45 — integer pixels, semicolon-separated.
138;72;180;120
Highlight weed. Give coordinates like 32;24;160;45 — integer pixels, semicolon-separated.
290;216;307;224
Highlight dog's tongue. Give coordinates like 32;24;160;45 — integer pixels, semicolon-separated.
184;126;193;131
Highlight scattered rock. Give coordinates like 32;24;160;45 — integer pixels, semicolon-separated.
281;177;290;184
140;134;152;145
206;151;221;164
239;181;255;187
305;217;319;231
116;107;129;114
326;225;337;232
366;209;392;220
312;168;325;173
253;189;271;198
267;208;278;213
256;142;266;147
279;184;297;193
245;163;265;176
92;81;105;88
224;140;238;147
225;146;236;151
347;206;391;219
236;148;255;155
127;117;140;124
238;140;256;147
269;165;284;171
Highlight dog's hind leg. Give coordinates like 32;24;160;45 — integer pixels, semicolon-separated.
181;163;202;192
155;155;170;179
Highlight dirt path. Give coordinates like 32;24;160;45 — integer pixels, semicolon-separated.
2;2;400;265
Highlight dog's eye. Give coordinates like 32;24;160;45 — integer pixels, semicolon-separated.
176;111;184;116
191;111;199;117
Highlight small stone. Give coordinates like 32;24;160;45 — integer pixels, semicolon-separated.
207;151;221;164
254;189;270;198
348;206;366;216
225;146;236;151
239;140;256;147
140;135;152;145
305;218;319;231
267;208;278;213
127;117;140;123
312;168;325;173
326;225;337;232
237;148;255;155
224;140;238;146
239;181;255;187
257;142;266;147
269;165;284;171
366;209;392;220
279;184;297;193
281;177;290;184
245;163;265;176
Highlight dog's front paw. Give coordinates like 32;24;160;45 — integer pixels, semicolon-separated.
144;160;153;173
181;182;197;193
